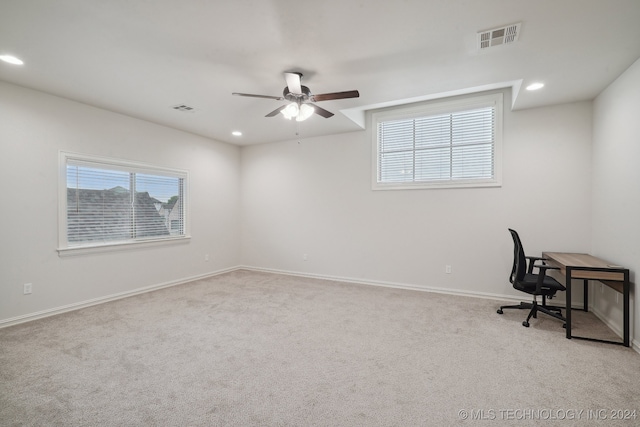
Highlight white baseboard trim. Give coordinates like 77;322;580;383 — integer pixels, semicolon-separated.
4;265;637;353
589;305;638;351
240;265;638;353
0;266;242;329
590;306;623;338
240;265;528;302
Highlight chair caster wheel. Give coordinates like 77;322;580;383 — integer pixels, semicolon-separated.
497;309;503;314
522;321;530;327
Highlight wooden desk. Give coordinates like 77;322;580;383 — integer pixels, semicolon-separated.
542;252;630;347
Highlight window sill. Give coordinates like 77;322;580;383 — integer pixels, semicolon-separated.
372;179;501;191
57;236;191;257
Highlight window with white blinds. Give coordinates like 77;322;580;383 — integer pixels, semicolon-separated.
59;153;188;253
372;93;502;190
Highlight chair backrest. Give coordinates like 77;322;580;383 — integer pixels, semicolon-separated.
508;228;527;285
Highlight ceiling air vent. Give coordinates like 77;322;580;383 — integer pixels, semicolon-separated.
171;104;196;112
478;22;521;50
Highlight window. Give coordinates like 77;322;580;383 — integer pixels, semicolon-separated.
372;93;502;190
59;152;189;254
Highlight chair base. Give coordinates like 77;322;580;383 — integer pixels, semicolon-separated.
497;300;565;327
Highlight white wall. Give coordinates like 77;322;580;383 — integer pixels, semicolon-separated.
592;57;640;345
1;79;609;335
0;82;241;324
241;91;593;300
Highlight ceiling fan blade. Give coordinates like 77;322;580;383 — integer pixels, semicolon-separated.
233;92;284;101
284;72;303;95
265;105;287;117
308;103;334;118
311;90;360;102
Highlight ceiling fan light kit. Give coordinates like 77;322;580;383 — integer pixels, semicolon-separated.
281;102;299;120
297;104;314;121
233;71;359;122
281;103;315;121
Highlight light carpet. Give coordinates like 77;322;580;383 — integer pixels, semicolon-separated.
1;270;639;426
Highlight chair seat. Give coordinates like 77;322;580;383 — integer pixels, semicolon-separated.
514;273;565;296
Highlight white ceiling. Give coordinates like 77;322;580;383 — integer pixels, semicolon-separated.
1;0;640;146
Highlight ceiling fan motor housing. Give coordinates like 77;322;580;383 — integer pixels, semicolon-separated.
283;85;311;102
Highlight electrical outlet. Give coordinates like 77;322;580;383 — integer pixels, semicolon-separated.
445;265;452;274
303;253;308;261
23;283;32;295
205;254;210;262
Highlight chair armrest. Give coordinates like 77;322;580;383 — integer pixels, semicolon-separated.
532;263;559;272
526;256;548;273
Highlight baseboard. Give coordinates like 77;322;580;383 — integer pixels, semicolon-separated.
240;265;639;353
0;266;242;329
1;266;518;328
5;265;637;353
239;265;529;303
589;305;638;351
589;306;623;337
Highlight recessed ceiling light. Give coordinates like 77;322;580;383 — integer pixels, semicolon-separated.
526;82;544;91
232;131;242;136
0;55;24;65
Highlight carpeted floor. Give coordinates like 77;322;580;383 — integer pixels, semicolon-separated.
1;270;639;426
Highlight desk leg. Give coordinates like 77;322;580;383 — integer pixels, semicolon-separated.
624;271;630;347
565;267;572;339
583;279;588;312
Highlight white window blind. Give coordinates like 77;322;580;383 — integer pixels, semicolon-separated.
373;93;502;190
60;153;188;252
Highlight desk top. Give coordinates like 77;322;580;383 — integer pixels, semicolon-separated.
542;252;627;282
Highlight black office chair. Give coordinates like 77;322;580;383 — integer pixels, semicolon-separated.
497;229;566;327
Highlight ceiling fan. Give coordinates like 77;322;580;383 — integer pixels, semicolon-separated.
232;72;359;121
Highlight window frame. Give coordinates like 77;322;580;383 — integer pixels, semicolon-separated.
371;92;503;190
58;151;190;256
